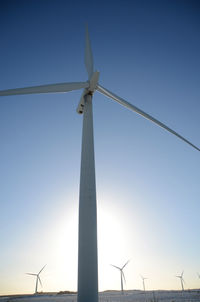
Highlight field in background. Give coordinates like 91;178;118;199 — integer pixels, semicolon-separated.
1;290;200;302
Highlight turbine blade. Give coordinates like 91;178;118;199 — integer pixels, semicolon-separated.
110;264;121;270
122;271;126;285
0;82;89;97
181;271;184;277
38;276;42;288
26;273;37;276
122;259;130;269
38;264;46;275
84;25;94;79
97;84;200;152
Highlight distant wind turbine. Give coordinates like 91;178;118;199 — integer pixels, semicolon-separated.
111;260;130;294
140;275;148;291
1;26;199;302
176;271;185;291
26;265;46;294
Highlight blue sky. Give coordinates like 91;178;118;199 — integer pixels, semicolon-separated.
0;0;200;295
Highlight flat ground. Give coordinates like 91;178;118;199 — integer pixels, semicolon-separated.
1;290;200;302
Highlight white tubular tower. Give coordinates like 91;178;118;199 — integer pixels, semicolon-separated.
78;93;98;302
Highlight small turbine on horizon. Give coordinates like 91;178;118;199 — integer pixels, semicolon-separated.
176;271;185;291
26;265;46;294
111;260;130;294
140;275;148;292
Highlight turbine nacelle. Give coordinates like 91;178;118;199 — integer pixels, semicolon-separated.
76;71;99;114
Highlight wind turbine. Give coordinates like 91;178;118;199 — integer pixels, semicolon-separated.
26;265;46;294
176;271;185;291
0;26;199;302
140;275;148;291
111;260;130;294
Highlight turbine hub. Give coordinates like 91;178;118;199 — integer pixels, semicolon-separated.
76;71;100;114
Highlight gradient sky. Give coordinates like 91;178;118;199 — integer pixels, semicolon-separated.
0;0;200;295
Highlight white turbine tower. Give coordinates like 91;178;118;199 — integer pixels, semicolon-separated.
1;26;199;302
111;260;130;294
176;271;185;291
26;265;46;294
140;275;148;291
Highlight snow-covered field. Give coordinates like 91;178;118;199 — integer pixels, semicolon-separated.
1;290;200;302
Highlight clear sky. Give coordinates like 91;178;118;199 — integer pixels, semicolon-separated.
0;0;200;295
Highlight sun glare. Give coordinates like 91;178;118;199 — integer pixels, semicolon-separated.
97;193;135;291
47;192;136;292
